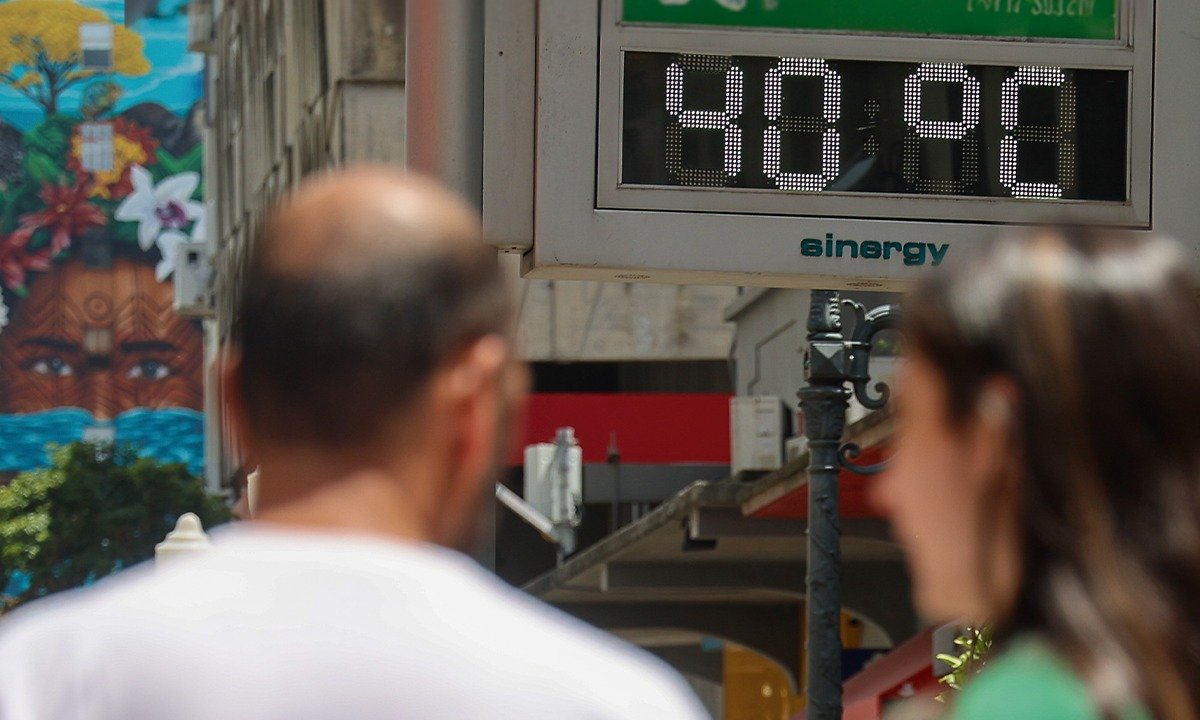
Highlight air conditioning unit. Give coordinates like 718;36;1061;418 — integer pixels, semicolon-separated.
524;430;583;525
187;0;217;54
174;242;214;318
79;23;113;71
731;396;789;475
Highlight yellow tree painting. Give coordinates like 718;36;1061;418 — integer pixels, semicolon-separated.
0;0;150;115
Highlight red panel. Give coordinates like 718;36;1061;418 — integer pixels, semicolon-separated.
509;393;732;465
749;445;891;519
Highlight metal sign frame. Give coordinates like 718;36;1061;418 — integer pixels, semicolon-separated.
482;0;1200;290
596;3;1150;225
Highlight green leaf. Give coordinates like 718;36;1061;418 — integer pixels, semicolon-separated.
174;144;204;176
22;150;65;186
112;219;139;247
0;183;40;235
152;148;179;179
21;115;78;158
152;145;204;196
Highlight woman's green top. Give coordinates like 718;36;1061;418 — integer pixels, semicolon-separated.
952;636;1152;720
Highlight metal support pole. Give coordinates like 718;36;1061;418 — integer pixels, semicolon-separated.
407;0;488;566
608;432;621;533
799;289;850;720
495;483;558;541
798;290;901;718
553;427;578;563
406;0;485;207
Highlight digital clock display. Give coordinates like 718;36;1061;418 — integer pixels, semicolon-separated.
621;52;1128;201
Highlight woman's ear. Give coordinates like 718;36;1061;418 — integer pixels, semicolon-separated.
977;385;1015;427
970;377;1026;620
969;376;1022;489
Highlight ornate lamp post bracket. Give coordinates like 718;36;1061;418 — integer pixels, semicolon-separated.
839;300;901;476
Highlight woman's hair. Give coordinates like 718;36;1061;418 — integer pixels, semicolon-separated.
905;227;1200;720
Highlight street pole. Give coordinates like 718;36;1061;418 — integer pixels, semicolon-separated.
608;432;622;533
799;290;900;720
799;290;850;720
406;0;489;566
406;0;485;207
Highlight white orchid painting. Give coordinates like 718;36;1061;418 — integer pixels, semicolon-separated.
114;165;204;253
114;164;205;282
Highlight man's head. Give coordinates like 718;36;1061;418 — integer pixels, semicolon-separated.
226;167;525;548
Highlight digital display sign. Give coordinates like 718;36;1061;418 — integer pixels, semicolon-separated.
621;0;1120;41
481;0;1200;289
622;53;1128;201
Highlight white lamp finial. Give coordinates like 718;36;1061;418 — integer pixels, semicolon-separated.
155;512;212;565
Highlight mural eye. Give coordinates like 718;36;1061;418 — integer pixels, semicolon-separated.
29;357;74;377
126;359;171;381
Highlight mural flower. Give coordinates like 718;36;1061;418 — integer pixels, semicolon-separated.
18;179;106;256
0;227;51;294
68;119;159;199
154;230;184;282
114;165;202;252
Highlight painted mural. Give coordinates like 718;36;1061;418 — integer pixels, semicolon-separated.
0;0;204;476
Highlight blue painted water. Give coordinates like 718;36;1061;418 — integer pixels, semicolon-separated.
0;0;203;131
0;407;205;475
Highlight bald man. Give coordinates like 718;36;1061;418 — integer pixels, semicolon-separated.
0;168;709;720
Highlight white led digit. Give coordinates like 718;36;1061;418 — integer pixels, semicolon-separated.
902;63;981;194
762;57;841;192
1000;66;1077;199
665;56;744;186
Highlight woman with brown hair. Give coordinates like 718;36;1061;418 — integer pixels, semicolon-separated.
871;227;1200;719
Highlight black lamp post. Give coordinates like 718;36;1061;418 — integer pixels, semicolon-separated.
799;290;900;720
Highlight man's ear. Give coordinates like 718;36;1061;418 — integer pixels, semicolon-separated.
219;349;255;466
446;335;509;401
446;335;510;476
429;335;514;548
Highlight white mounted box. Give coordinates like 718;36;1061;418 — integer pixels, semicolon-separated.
731;396;788;475
174;241;213;318
523;441;583;524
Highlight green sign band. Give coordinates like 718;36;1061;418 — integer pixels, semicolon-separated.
623;0;1119;41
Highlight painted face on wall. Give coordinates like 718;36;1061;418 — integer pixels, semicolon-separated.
0;255;203;418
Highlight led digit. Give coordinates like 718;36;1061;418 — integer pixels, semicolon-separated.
623;51;1125;202
1000;66;1078;199
902;62;981;194
665;55;744;186
763;58;842;192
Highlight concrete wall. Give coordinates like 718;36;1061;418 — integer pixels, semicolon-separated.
510;256;737;362
727;288;900;426
197;0;409;480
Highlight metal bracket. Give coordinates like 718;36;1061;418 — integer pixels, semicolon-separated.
837;442;890;476
843;300;901;410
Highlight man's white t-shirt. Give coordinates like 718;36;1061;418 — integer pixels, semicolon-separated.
0;526;710;720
